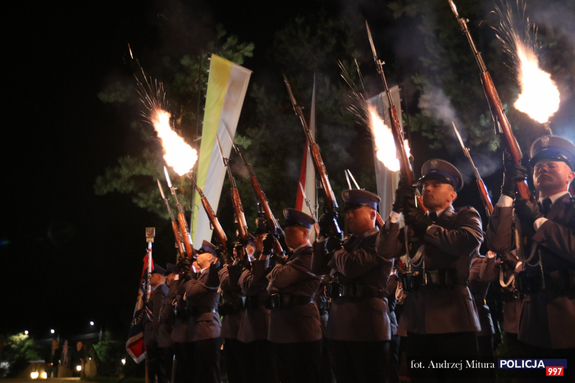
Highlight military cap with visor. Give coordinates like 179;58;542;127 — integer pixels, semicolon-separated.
419;159;464;192
283;208;315;229
151;264;167;276
341;189;381;210
529;135;575;170
197;240;218;257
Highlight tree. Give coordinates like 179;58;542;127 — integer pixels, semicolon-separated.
0;333;40;377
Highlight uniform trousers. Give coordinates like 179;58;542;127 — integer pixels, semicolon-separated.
190;337;223;383
223;338;246;383
239;340;279;383
160;346;174;382
173;342;195;383
273;340;322;383
147;341;168;383
327;339;390;383
406;331;478;383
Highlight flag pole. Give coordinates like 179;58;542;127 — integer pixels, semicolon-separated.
144;227;155;383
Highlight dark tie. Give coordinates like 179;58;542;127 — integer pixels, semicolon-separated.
541;198;552;216
429;212;438;222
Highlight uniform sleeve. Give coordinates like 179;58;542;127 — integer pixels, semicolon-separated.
152;286;167;332
424;207;483;256
486;205;515;253
185;273;217;303
329;235;388;279
238;260;270;295
267;250;314;289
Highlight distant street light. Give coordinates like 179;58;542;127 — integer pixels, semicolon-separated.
50;329;55;334
89;321;95;326
24;330;29;335
121;358;126;365
76;365;82;372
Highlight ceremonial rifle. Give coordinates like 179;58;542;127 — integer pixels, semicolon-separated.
215;135;251;257
452;122;494;217
284;75;343;240
222;126;286;257
157;180;187;259
448;0;530;200
187;175;231;264
163;167;194;258
366;21;415;188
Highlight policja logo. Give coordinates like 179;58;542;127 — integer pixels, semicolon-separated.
498;359;567;369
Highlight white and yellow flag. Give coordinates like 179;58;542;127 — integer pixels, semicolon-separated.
191;54;252;245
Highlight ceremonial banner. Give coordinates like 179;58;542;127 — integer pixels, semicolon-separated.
126;252;153;363
191;54;252;245
295;77;317;240
368;86;402;218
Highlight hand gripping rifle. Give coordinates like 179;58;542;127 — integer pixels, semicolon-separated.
215;135;251;255
448;0;530;200
157;180;187;259
187;175;231;264
452;122;494;217
284;75;343;240
222;126;286;257
163;167;194;258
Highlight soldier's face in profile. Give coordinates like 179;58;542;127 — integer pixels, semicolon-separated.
346;206;375;234
533;160;575;196
422;180;456;211
196;251;213;269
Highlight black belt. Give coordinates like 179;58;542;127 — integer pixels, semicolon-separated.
518;269;575;295
327;282;385;300
189;306;217;317
269;294;314;308
219;300;245;315
244;295;269;310
400;269;468;292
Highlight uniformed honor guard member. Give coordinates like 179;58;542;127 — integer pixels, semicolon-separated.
237;234;279;383
218;253;247;383
266;208;323;383
486;135;575;379
391;159;483;382
313;189;394;383
172;257;194;383
158;263;178;382
185;241;222;383
144;264;169;383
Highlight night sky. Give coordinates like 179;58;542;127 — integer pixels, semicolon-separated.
2;0;574;342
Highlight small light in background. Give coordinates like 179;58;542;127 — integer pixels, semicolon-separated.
76;365;82;372
50;329;55;334
30;372;39;379
24;330;29;335
89;321;94;326
41;372;47;379
121;358;126;365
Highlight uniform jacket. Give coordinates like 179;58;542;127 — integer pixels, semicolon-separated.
267;244;322;343
469;254;495;337
170;278;189;343
218;265;245;339
324;227;394;342
237;259;272;343
144;283;168;345
479;254;522;334
185;266;221;342
394;205;483;334
158;279;177;347
486;193;575;348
